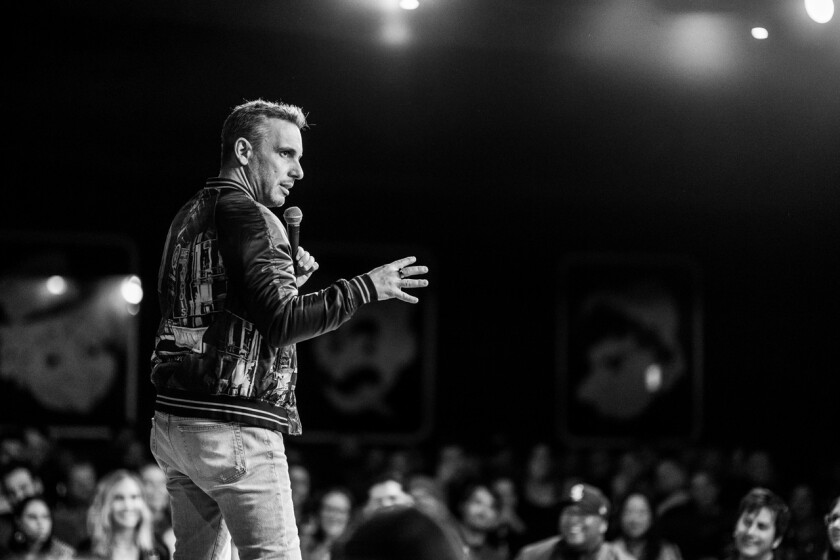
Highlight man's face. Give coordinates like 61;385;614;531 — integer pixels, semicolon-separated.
246;118;303;208
559;506;606;551
3;468;40;505
734;507;779;559
367;480;413;512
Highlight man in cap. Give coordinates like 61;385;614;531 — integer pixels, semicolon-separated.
514;483;631;560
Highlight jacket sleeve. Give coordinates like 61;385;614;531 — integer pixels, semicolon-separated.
215;192;377;348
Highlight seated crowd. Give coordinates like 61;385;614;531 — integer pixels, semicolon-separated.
0;426;838;560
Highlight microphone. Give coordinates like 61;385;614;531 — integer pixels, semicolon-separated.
282;206;303;274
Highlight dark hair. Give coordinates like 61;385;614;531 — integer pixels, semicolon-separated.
332;505;466;560
9;495;55;553
447;479;501;522
220;99;307;165
737;488;790;542
310;486;355;543
614;491;665;560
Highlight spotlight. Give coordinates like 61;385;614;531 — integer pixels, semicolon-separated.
120;275;144;305
805;0;834;22
399;0;419;10
46;275;67;295
751;27;769;39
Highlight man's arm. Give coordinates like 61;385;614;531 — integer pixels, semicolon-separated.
216;194;427;348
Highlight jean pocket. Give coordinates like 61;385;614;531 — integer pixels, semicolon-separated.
176;422;246;484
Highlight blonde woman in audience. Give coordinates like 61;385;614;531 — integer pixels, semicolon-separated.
76;470;169;560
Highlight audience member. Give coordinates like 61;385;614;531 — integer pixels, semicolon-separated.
289;462;314;535
449;480;506;560
654;459;690;519
658;469;730;560
0;461;44;554
823;496;839;560
300;487;354;560
76;469;169;560
514;483;632;560
52;458;97;548
137;464;172;557
610;491;682;560
726;488;790;560
3;495;75;559
406;475;451;523
332;505;466;560
491;475;528;556
362;473;413;516
783;484;825;560
518;443;563;546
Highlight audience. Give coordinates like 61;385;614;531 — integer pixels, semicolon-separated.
727;488;790;560
52;458;97;549
611;491;682;560
824;496;839;560
0;425;838;560
75;469;169;560
514;483;631;560
300;487;354;560
3;495;75;559
449;480;507;560
362;473;414;516
1;461;45;554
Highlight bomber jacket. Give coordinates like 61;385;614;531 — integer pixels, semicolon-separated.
151;174;377;435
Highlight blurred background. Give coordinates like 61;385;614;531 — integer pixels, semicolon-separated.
2;0;839;497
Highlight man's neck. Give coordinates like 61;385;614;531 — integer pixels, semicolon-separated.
218;166;257;199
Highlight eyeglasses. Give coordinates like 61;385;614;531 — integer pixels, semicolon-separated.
826;513;840;526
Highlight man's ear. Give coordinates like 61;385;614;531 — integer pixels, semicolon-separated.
233;137;253;165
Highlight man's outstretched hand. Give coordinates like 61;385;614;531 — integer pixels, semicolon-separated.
367;256;429;304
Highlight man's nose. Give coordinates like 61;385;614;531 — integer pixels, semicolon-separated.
290;162;304;180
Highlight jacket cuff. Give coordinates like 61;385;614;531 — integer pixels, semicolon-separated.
350;274;378;305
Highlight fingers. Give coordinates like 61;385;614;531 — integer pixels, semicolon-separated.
296;246;318;273
397;265;428;278
395;291;419;304
390;256;417;270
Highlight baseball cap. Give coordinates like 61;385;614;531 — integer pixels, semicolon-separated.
559;483;610;517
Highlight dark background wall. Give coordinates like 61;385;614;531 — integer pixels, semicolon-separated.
5;0;839;468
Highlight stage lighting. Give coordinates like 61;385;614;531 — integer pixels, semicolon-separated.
120;275;143;305
46;275;67;295
399;0;419;9
751;27;769;39
805;0;834;22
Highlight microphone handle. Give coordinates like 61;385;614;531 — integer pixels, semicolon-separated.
288;225;300;275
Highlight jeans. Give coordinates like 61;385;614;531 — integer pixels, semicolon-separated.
150;411;301;560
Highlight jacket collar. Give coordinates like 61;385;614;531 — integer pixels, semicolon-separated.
207;167;258;200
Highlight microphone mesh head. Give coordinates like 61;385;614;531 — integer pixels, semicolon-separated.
282;206;303;226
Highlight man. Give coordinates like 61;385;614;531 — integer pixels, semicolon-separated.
0;461;44;553
731;488;790;560
514;483;631;560
149;99;428;560
363;473;414;516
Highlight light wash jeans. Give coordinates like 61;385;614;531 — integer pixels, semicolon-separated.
150;411;301;560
